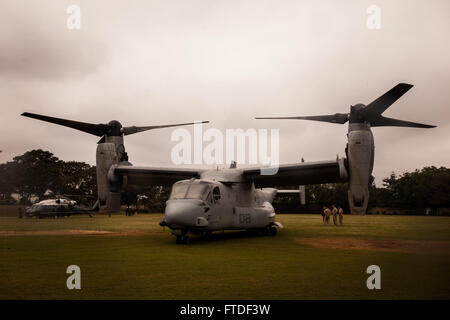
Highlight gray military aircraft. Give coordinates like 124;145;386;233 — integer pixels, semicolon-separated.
22;83;435;243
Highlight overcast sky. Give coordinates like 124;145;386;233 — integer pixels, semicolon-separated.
1;0;449;185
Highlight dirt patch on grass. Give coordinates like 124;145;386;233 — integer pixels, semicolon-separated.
294;237;450;255
0;230;146;236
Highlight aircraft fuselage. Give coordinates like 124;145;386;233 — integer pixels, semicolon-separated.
160;173;279;242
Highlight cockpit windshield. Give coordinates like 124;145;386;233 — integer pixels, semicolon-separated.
169;181;212;200
169;183;190;200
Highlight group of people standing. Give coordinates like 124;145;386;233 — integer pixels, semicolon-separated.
322;205;344;226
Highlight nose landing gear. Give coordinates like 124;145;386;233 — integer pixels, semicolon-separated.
172;229;190;244
268;226;277;236
175;234;190;244
263;224;278;236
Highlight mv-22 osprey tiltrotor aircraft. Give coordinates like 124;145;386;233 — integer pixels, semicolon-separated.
22;83;435;243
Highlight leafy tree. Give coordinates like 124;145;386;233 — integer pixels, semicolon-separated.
0;149;97;204
57;161;97;197
5;150;62;202
276;166;450;211
382;166;450;208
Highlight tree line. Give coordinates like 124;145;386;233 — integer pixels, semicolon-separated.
1;149;449;210
274;166;450;212
0;149;168;209
0;149;96;205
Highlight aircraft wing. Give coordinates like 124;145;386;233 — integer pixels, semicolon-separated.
113;165;201;186
242;159;348;187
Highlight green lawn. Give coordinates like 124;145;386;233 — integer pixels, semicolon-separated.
0;213;449;299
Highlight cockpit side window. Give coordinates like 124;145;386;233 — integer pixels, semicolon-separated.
212;187;221;202
205;190;213;204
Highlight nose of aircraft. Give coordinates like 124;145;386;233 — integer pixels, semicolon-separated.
164;199;207;228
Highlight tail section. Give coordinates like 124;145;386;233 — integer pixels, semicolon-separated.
276;186;306;205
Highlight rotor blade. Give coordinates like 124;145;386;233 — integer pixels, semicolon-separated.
370;116;436;128
122;121;210;135
255;113;349;124
362;83;413;119
97;135;106;144
21;112;110;137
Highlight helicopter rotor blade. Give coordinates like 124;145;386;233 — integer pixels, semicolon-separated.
361;83;414;120
370;116;436;128
255;113;349;124
122;121;210;135
21;112;110;137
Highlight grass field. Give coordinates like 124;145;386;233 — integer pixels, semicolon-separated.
0;212;449;300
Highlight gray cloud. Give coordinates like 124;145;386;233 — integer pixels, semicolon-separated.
0;0;449;185
0;1;107;80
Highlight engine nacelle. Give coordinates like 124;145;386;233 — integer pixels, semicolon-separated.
346;123;374;214
96;142;128;213
96;143;118;206
95;134;132;213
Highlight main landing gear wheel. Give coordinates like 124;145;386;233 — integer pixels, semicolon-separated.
176;235;190;244
203;231;212;239
269;226;277;236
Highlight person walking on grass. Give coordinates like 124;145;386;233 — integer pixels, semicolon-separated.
321;206;327;224
323;206;331;225
338;206;344;226
331;205;338;226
